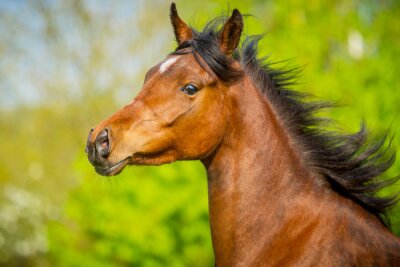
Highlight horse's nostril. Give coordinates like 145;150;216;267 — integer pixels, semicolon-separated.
95;128;110;158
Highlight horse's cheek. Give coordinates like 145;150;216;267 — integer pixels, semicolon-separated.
192;104;227;158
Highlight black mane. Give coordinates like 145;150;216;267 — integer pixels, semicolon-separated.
173;18;399;227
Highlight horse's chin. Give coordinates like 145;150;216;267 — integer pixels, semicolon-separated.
94;150;178;176
130;150;178;166
94;158;130;176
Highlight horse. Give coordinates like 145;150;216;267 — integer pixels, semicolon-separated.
85;3;400;266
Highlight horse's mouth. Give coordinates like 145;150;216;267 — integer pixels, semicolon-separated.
94;158;130;176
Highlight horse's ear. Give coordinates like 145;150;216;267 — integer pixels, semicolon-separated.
170;3;193;45
219;9;243;55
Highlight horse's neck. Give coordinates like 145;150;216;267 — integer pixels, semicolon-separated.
203;79;400;265
202;79;319;264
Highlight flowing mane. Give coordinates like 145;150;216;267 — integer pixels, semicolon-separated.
172;18;399;227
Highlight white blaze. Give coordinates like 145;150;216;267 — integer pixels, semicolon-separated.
159;57;178;73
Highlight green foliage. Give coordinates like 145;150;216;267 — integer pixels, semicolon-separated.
48;158;213;267
0;0;399;266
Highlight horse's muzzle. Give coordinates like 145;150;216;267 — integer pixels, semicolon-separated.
86;128;111;167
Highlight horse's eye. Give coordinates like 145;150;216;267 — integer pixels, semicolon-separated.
181;84;198;96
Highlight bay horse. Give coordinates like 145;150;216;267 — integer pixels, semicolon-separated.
86;3;400;266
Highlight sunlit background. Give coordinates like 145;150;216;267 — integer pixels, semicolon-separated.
1;0;399;266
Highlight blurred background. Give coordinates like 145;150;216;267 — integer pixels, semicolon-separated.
0;0;399;266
